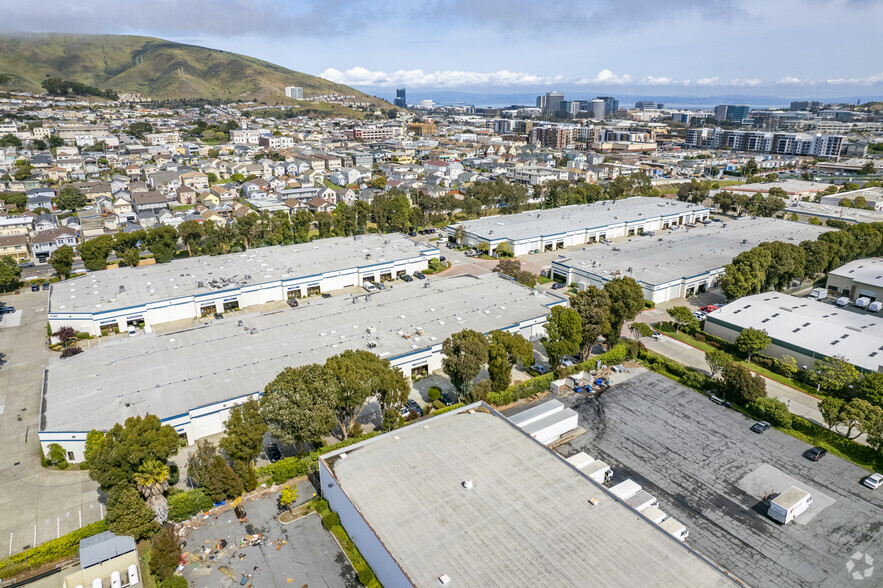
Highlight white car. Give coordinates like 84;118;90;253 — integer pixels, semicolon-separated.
127;325;137;337
863;473;883;489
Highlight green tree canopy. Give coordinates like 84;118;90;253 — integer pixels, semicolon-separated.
87;414;180;491
705;349;733;379
570;286;610;359
78;235;115;271
260;364;338;446
734;327;771;363
0;256;22;291
602;277;645;341
813;355;861;395
146;225;179;263
220;399;267;466
49;245;74;278
722;363;767;404
106;484;158;541
56;185;88;212
442;329;490;401
486;330;534;392
543;305;582;368
666;306;698;333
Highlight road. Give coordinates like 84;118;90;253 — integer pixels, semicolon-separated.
0;288;102;558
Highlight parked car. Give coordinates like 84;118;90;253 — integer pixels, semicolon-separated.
287;298;299;308
19;261;34;268
406;399;423;416
42;282;49;290
321;292;332;298
561;356;576;367
551;282;566;290
215;312;224;320
376;281;387;291
805;446;827;461
398;404;411;418
401;274;413;282
700;305;719;313
440;391;455;406
863;473;883;489
31;283;39;292
127;325;137;337
362;280;379;293
408;231;417;237
0;306;15;314
266;444;283;463
709;394;731;407
530;364;550;375
651;331;663;341
446;242;455;249
414;271;425;280
750;421;771;434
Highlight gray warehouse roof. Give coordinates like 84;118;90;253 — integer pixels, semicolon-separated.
79;531;136;569
707;292;883;372
322;407;734;587
451;197;707;241
48;233;433;314
828;257;883;290
554;218;830;287
42;274;562;432
784;201;883;224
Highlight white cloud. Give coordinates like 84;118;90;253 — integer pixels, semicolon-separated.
575;69;633;85
826;72;883;85
730;78;762;87
777;75;803;84
695;76;720;86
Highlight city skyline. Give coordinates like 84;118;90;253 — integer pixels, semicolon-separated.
0;0;881;99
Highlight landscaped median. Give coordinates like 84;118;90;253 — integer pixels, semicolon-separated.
312;498;379;588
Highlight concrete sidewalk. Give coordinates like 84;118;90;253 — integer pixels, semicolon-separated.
639;333;868;445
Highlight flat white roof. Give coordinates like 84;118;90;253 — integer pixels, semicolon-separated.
451;197;707;242
828;257;883;290
729;180;831;194
48;233;434;314
707;292;883;372
41;274;563;433
554;218;829;288
785;201;883;224
323;407;733;586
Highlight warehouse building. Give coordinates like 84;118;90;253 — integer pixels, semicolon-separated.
447;197;709;257
727;180;832;202
550;218;829;303
39;274;564;461
319;404;735;587
48;234;438;336
784;201;883;225
826;257;883;302
704;292;883;373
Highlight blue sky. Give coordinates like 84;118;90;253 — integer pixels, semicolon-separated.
2;0;882;99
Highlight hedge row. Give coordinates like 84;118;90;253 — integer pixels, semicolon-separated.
0;520;108;580
312;498;380;588
486;342;630;406
167;488;214;522
256;432;380;485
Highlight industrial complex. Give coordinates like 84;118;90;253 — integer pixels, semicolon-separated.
704;292;883;372
550;218;830;303
826;257;883;302
446;197;709;256
47;233;438;336
39;274;564;461
319;404;735;587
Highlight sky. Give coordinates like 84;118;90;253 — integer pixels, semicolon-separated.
2;0;882;101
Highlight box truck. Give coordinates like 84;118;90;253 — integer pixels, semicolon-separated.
641;506;668;524
659;517;689;541
809;288;827;300
856;297;871;309
508;399;563;428
768;486;812;524
625;490;659;512
583;460;613;484
609;479;642;501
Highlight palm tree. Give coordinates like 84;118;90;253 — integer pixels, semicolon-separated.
134;459;171;525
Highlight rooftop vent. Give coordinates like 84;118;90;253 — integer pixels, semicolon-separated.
462;480;474;490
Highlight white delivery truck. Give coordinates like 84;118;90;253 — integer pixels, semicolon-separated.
768;486;812;524
583;460;613;484
856;297;871;309
869;301;883;313
609;479;642;501
641;506;668;524
836;296;851;307
566;452;595;469
659;517;689;541
625;490;658;512
809;288;827;300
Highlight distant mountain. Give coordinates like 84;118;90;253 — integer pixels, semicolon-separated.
0;33;388;104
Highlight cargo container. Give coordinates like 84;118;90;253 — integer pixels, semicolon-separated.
768;486;812;524
658;517;689;541
641;506;668;524
809;288;827;300
565;451;595;470
521;408;578;445
609;479;642;501
508;399;563;428
582;460;613;484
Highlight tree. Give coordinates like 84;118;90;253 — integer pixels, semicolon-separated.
742;158;759;176
838;398;883;440
570;287;610;359
186;440;219;488
220;399;267;467
106;484;158;540
543;306;582;368
84;429;105;464
859;161;876;175
776;355;799;377
146;226;179;263
261;364;337;447
486;330;534;392
47;443;66;466
279;486;298;514
0;133;21;148
442;329;489;402
494;258;521;278
749;397;792;428
133;459;171;525
87;414;180;491
722;363;766;404
813;355;861;394
855;372;883;407
514;270;537;287
127;122;154;138
852;195;869;209
78;235;115;271
667;306;698;333
49;245;74;278
203;455;243;502
177;220;204;256
496;242;513;257
56;186;88;212
149;526;181;581
630;322;653;339
705;350;733;379
734;328;771;363
818;397;845;430
53;326;76;348
0;256;21;291
32;138;47;151
603;277;645;342
48;134;64;148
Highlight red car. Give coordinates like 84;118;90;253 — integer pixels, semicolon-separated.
700;305;719;313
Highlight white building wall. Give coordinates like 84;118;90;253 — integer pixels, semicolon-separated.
320;459;412;587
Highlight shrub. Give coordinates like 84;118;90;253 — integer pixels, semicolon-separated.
57;459;69;470
160;576;188;588
60;347;83;359
149;526;181;581
322;511;341;530
76;331;91;340
167;489;214;522
432;399;445;410
0;520;107;580
749;397;792;428
427;386;442;401
643;300;655;309
358;568;376;585
680;370;711;391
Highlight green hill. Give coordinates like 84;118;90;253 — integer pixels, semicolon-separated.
0;33;385;104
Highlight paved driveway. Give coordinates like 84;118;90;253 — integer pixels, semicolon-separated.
0;289;102;557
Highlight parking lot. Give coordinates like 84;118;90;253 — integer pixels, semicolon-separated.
547;370;883;588
179;487;357;588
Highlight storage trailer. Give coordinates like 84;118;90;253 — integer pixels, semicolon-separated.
768;486;812;524
658;517;689;541
508;400;564;428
